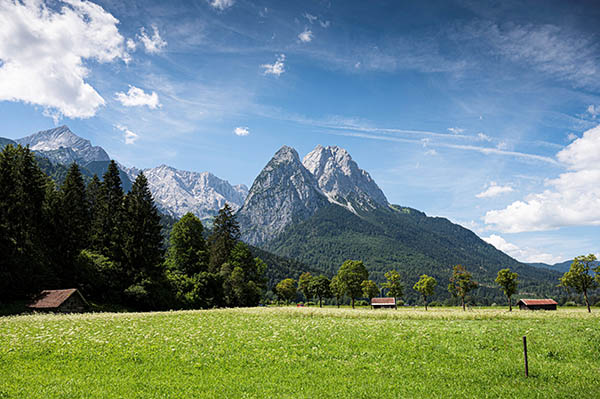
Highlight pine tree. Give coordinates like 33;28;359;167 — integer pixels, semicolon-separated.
121;172;165;308
208;203;240;272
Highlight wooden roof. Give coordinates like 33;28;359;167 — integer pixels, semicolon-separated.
517;299;557;306
28;289;80;309
371;297;396;305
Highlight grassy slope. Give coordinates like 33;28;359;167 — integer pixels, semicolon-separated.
1;307;599;398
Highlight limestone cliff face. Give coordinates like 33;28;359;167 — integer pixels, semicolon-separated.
237;146;329;245
302;145;388;213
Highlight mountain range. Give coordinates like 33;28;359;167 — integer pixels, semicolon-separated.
1;126;564;301
2;126;246;218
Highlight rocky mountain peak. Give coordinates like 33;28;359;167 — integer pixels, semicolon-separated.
16;125;109;164
237;146;329;245
303;145;388;213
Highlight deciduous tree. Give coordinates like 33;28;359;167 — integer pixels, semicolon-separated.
298;272;313;304
361;280;379;306
275;278;297;304
448;265;478;311
413;274;436;310
330;275;344;308
309;275;331;307
337;260;369;309
560;254;598;313
382;270;403;302
495;268;518;311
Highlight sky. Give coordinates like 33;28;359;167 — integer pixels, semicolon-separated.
1;0;600;264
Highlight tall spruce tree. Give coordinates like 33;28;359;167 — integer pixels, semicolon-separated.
121;172;165;308
208;203;240;272
91;160;124;262
57;163;91;286
86;174;102;222
0;145;52;299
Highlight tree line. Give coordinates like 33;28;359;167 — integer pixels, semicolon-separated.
0;144;265;309
275;258;600;312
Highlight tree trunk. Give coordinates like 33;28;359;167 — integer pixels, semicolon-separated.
351;297;355;309
584;291;591;313
424;295;427;311
319;297;322;308
461;297;465;311
508;296;512;312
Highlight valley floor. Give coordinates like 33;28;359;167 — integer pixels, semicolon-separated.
1;307;599;398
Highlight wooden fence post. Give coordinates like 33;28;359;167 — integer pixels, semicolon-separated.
523;336;529;378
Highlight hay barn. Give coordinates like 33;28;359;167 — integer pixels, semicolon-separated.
27;289;89;313
516;299;557;311
371;297;397;309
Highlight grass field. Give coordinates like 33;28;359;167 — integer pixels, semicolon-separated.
1;307;599;398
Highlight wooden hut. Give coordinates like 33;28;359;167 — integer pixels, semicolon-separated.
27;289;89;313
371;297;397;309
516;299;557;311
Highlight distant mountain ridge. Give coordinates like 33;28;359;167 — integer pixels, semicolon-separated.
3;126;246;219
140;165;248;219
16;126;110;165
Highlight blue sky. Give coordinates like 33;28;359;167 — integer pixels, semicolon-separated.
1;0;600;264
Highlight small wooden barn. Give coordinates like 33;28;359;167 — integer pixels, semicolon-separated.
27;289;89;313
516;299;557;311
371;297;397;309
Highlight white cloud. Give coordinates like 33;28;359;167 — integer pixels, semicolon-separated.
477;132;492;142
319;20;330;28
448;127;464;134
476;182;514;198
424;149;437;156
478;22;600;88
485;125;600;232
483;234;563;264
233;126;249;136
0;0;129;119
137;25;166;54
496;141;509;150
115;86;160;109
116;124;139;144
209;0;234;10
261;54;286;76
298;29;313;43
588;105;600;118
567;133;578;141
126;38;137;51
304;13;317;24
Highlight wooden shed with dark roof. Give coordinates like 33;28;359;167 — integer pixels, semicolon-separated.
371;297;397;309
516;299;557;311
27;289;89;313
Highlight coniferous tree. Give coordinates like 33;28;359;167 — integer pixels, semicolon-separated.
57;163;91;286
121;172;165;308
0;145;51;300
91;160;124;263
86;174;102;222
208;203;240;272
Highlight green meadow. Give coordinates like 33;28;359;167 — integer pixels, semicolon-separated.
1;307;599;398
